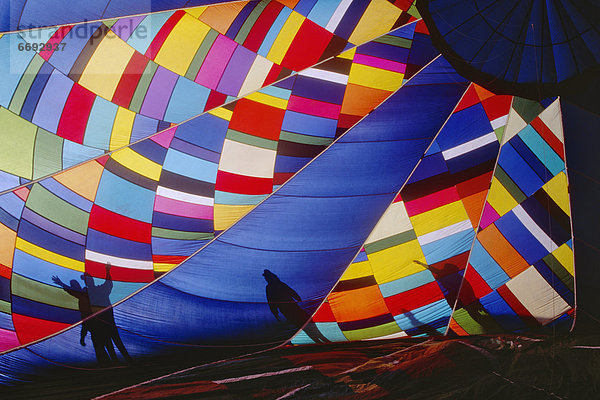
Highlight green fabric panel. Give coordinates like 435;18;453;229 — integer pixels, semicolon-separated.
11;273;78;310
279;131;334;146
374;35;412;49
33;128;64;179
152;227;214;240
512;97;544;124
129;61;158;113
0;299;10;314
185;29;219;81
543;253;575;292
0;107;36;178
226;129;278;150
364;230;418;254
495;166;527;204
26;184;89;235
343;321;401;341
453;306;503;334
8;54;45;115
234;1;268;45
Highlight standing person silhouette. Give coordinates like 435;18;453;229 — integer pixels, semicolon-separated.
263;269;329;343
85;262;132;364
51;274;113;364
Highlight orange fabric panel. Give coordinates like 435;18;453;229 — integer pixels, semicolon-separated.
198;1;250;35
448;317;469;336
340;84;392;116
461;190;488;228
477;224;529;278
328;285;389;322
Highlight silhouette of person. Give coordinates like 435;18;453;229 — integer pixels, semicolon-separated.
52;274;113;364
263;269;329;343
85;262;132;364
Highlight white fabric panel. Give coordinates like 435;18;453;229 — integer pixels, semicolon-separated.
218;139;276;178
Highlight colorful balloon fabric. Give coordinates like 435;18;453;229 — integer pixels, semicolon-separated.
0;0;597;385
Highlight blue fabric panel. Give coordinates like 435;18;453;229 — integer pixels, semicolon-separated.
291;75;346;104
295;0;318;17
164;77;210;123
12;249;83;287
520;196;570;246
22;208;86;245
130;138;168;165
357;41;410;63
421;228;474;265
48;23;103;74
282;110;338;138
394;299;452;333
510;133;552;181
12;295;79;324
479;290;527;332
174;113;228;153
126;12;174;54
61;140;104;169
169;137;221;163
407;152;447;183
225;1;256;40
519;125;565;176
83;96;118;150
18;0;108;32
130;114;159;143
86;229;152;260
274;154;311;174
379;270;434;298
151;237;209;257
445;141;498;174
469;240;510;290
334;0;369;41
0;275;10;302
39;179;93;212
307;0;340;28
21;61;53;121
163;148;218;183
94;170;155;223
0;192;25;218
498;142;544;196
435;103;492;151
0;170;21;193
495;211;549;265
152;211;213;232
18;218;85;261
0;311;14;331
0;207;19;231
0;35;35;108
260;85;292;100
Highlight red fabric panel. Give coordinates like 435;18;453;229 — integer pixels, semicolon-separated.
427;252;469;280
273;172;294;186
281;19;333;71
312;301;336;323
404;186;460;216
215;170;273;195
457;265;492;306
481;95;512;121
531;118;565;160
385;282;444;314
39;25;72;60
85;260;155;283
56;83;96;143
264;64;283;86
229;98;285;140
13;314;71;345
204;90;228;112
144;10;185;59
0;264;11;279
243;1;284;52
453;85;480;113
152;255;187;264
456;171;493;199
88;204;151;243
112;51;148;108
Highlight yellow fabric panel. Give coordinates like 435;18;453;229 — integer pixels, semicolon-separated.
553;243;574;276
0;223;16;267
208;107;233;121
338;48;356;60
54;160;104;201
542;172;570;216
214;204;254;230
153;262;176;273
0;107;36;179
369;240;426;284
246;91;288;109
411;201;469;237
348;0;402;45
16;238;84;272
155;13;210;76
109;107;135;150
266;11;304;64
185;6;208;18
339;259;373;280
328;285;389;322
348;64;404;92
343;321;402;341
111;147;162;181
486;177;517;217
79;31;135;100
198;1;249;34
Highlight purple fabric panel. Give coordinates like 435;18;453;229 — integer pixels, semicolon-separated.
216;44;256;96
140;66;178;119
194;34;237;90
111;16;145;41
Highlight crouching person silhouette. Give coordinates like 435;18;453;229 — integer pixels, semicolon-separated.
263;269;328;343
